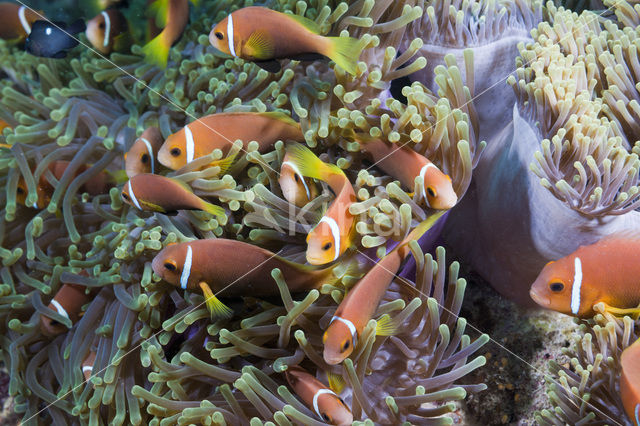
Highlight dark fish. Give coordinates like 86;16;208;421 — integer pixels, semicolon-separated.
25;19;86;58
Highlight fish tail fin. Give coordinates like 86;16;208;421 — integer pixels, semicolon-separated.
199;282;233;320
403;210;447;246
375;314;397;336
141;31;170;68
327;371;346;394
150;0;170;28
211;152;237;175
201;201;225;219
287;143;343;180
324;36;362;75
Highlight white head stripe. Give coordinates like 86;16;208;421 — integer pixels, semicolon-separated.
329;316;357;347
140;138;155;174
18;6;31;34
101;11;111;47
419;163;439;207
82;365;93;374
319;217;340;261
227;14;237;57
282;161;311;200
127;180;142;210
313;388;338;420
570;257;583;315
180;245;193;290
636;404;639;426
50;299;69;320
184;125;195;163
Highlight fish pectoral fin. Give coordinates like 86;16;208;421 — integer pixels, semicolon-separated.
600;302;640;320
254;60;282;73
244;30;276;60
199;282;233;320
375;314;397;336
327;371;346;394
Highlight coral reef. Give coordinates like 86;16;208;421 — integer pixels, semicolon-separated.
0;0;489;424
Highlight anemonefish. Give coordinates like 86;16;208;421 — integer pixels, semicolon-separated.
121;173;225;218
26;19;85;58
86;9;129;55
124;127;164;178
152;238;349;319
17;160;111;209
323;211;445;364
82;351;97;381
40;279;93;337
0;119;11;132
0;3;42;41
141;0;198;67
285;143;356;265
358;137;457;210
284;365;353;425
278;150;319;207
529;234;640;318
157;111;302;171
208;6;362;75
621;338;640;426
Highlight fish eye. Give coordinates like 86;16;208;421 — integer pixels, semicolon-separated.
164;261;177;272
549;282;564;292
340;340;350;352
99;22;105;29
215;31;224;40
321;413;330;422
322;242;332;251
294;173;300;183
141;153;149;164
16;187;24;194
170;147;181;157
121;193;130;201
339;397;345;405
427;186;437;198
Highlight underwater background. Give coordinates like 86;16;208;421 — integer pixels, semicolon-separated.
0;0;639;424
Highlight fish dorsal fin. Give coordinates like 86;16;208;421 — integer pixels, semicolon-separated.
260;111;299;128
244;30;275;60
286;13;321;34
170;177;195;194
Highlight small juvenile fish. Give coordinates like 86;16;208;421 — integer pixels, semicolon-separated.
40;280;92;337
284;365;353;426
0;3;42;41
209;6;362;75
17;160;112;209
529;234;640;318
152;238;348;319
141;0;197;67
86;9;129;55
286;143;356;265
121;173;225;217
621;338;640;426
323;212;445;364
359;137;457;210
278;149;319;207
158;111;302;170
124;127;164;177
82;351;97;381
25;19;85;58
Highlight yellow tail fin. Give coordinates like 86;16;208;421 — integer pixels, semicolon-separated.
199;282;233;320
324;36;362;76
141;32;170;68
286;143;343;181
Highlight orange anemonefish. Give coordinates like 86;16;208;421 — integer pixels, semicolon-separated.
152;238;349;319
278;149;319;207
141;0;198;67
285;143;356;265
40;276;93;337
0;3;42;41
124;127;164;178
322;211;445;364
621;338;640;426
121;173;225;218
0;119;11;132
86;9;129;55
82;351;97;381
358;137;457;210
284;365;353;425
529;234;640;318
208;6;362;74
17;160;112;209
157;111;302;171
